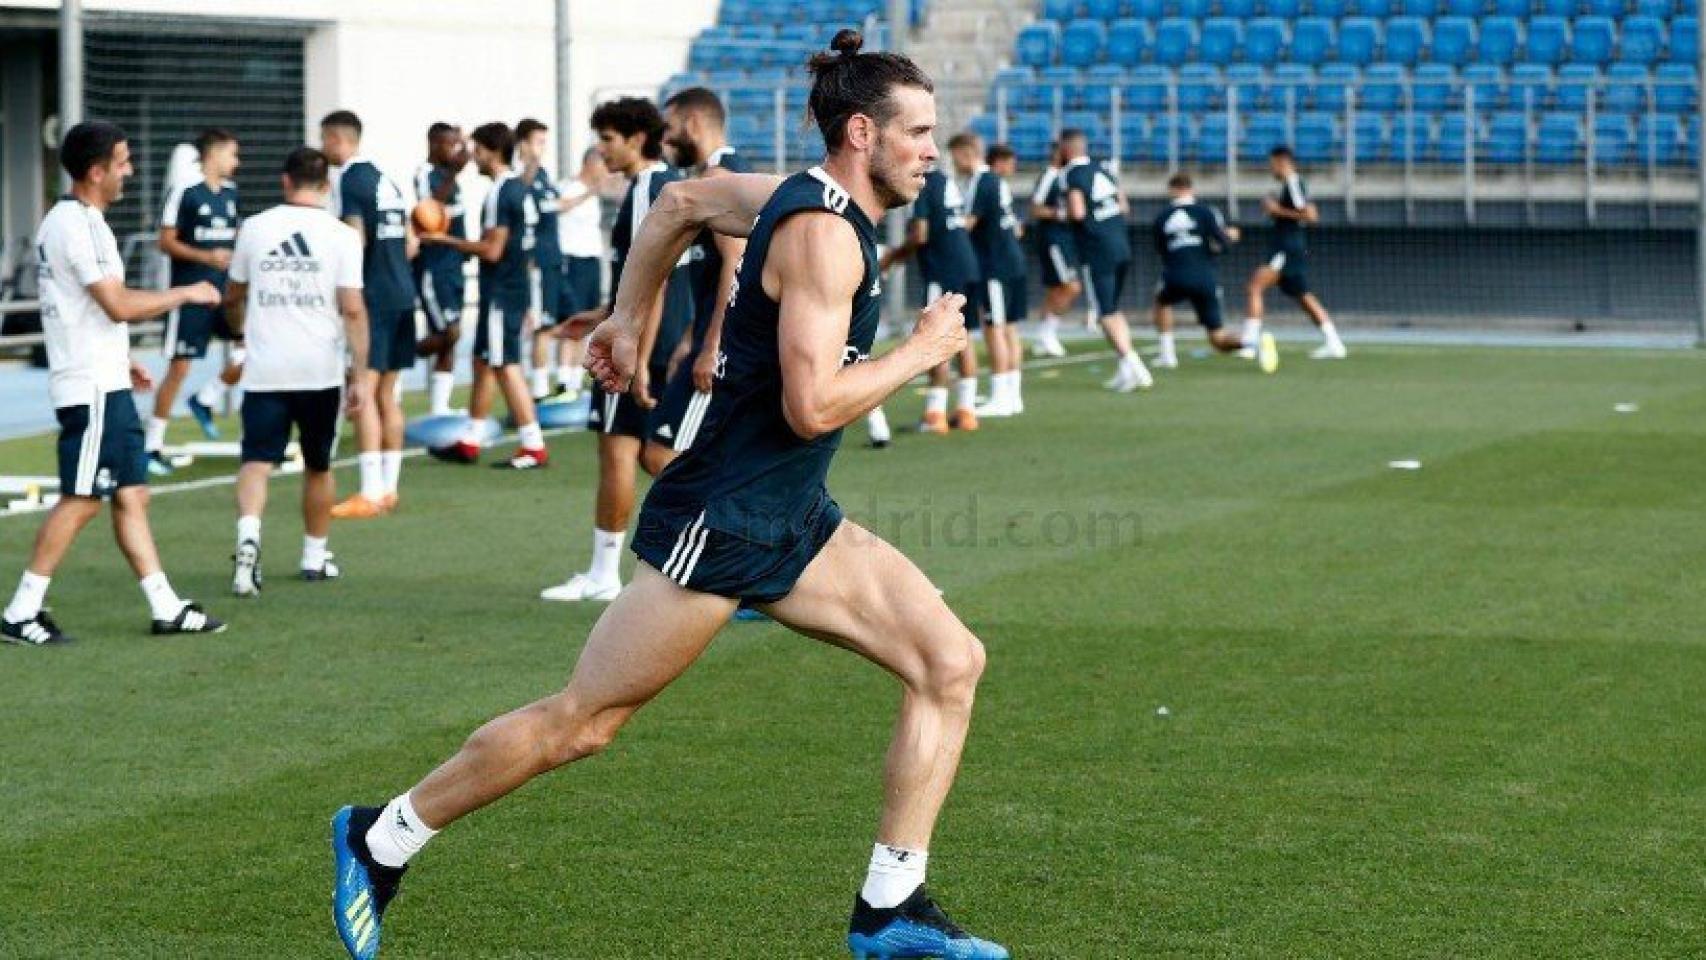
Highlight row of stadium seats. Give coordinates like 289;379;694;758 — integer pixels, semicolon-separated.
715;0;926;26
989;63;1700;113
968;109;1701;163
1016;15;1699;67
687;0;925;73
1040;0;1694;17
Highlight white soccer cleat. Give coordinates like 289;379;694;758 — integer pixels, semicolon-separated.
974;398;1015;418
1104;362;1154;394
540;573;621;602
1151;353;1179;370
1258;333;1281;374
1237;346;1257;360
232;540;262;598
1031;331;1067;358
1310;342;1347;360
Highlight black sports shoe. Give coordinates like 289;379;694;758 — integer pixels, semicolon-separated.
2;610;73;646
151;600;227;635
302;553;342;582
847;886;1009;959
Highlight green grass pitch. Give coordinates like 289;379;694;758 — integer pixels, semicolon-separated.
2;343;1705;957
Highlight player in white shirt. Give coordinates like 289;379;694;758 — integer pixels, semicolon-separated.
553;147;609;399
224;147;371;597
2;121;227;645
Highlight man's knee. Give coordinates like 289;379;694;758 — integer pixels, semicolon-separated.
917;630;986;705
113;486;151;512
530;695;628;769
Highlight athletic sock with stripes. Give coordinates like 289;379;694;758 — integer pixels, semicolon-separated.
590;528;625;585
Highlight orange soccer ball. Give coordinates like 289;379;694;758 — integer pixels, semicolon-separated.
412;199;449;236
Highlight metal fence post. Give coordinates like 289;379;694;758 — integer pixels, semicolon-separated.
1585;78;1597;225
1697;26;1706;346
1226;85;1238;222
1464;83;1476;224
1344;90;1357;223
1110;86;1122;174
773;87;786;175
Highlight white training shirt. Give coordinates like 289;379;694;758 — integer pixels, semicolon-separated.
35;198;131;409
557;178;604;259
228;203;364;392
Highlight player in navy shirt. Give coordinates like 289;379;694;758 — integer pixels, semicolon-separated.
413;122;470;417
1149;172;1243;368
883;166;983;432
516;118;569;401
1060;128;1152;393
147;127;242;475
950;133;1027;418
1026;140;1077;358
331;34;1008;960
421;122;550;470
1243;145;1341;362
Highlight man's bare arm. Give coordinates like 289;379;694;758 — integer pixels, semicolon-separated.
86;277;216;324
158;227;224;269
224;281;248;337
426;226;507;263
338;286;370;374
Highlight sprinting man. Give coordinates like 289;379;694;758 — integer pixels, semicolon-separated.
422;122;550;470
227;147;370;596
321;110;417;517
2;121;226;645
413;122;471;417
515;118;568;402
536;97;691;602
1243;145;1342;363
1150;172;1249;367
329;30;1007;960
1026;140;1075;358
552;147;609;400
953;134;1027;417
1059;128;1152;393
148;127;243;476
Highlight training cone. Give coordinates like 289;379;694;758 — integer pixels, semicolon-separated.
405;414;502;449
535;393;591;430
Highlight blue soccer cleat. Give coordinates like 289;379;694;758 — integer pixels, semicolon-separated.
847;887;1009;959
331;805;407;960
185;395;220;439
732;607;771;623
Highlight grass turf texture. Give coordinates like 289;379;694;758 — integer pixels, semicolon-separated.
2;343;1705;958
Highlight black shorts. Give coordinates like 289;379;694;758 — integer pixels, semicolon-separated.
631;490;843;605
649;362;715;453
167;303;237;360
925;278;982;331
1156;278;1225;331
415;262;465;333
587;370;665;440
56;389;146;499
529;261;562;326
1039;235;1081;289
241;387;342;472
472;296;527;367
972;276;1027;327
561;256;602;318
368;309;417;373
1080;260;1130;320
1265;247;1311;298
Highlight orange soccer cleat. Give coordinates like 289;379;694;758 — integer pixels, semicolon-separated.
951;408;979;432
918;409;949;435
330;494;387;520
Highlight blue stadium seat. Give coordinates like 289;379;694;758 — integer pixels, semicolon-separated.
1125;64;1171;111
1142;115;1191;162
969;113;1000;145
1582;0;1620;14
1571;16;1615;64
1179;63;1221;109
1483;111;1527;162
1310;0;1351;13
1241;112;1289;159
1413;63;1456;111
1463;64;1504;106
1433;17;1477;65
728;114;762;145
1061;19;1107;68
1619;15;1666;63
1555;62;1598;108
1692;115;1701;165
1295;112;1338;160
1044;0;1080;19
1316;62;1359;110
1227;63;1267;107
1244;18;1288;63
1634;0;1673;13
1653;62;1697;112
1200;18;1242;63
1636;113;1685;164
1384;16;1428;65
1536;112;1581;162
1394;113;1430;160
1537;0;1575;15
1106;19;1151;65
1445;0;1485;12
1063;111;1111;154
1084;64;1127;110
1479;17;1521;65
1039;65;1085;110
1154;18;1196;65
1010;113;1054;162
1492;0;1531;13
1174;0;1213;16
1508;62;1552;106
1266;0;1305;16
1526;16;1570;63
1669;17;1697;62
1338;17;1381;64
1401;0;1440;13
1127;0;1166;16
1016;23;1058;69
1350;0;1394;13
1087;0;1123;17
1435;114;1472;161
1361;62;1405;110
1290;17;1334;64
1352;114;1387;160
1271;64;1315;108
1198;114;1232;161
1592;114;1633;163
1603;62;1650;112
1116;113;1147;160
1222;0;1258;16
988;66;1034;111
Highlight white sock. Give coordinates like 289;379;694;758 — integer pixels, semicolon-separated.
1241;317;1263;347
194;379;227;408
1009;369;1024;406
955;377;978;411
530;367;550;398
1041;314;1060;334
139;572;184;621
459;417;484;447
302;535;329;571
237;514;261;548
590;527;625;585
1158;331;1177;360
558;366;583;392
924;386;949;415
861;843;928;909
365;792;438;869
4;570;51;623
867;407;891;443
358;451;385;501
429;372;455;415
381;450;403;495
516;421;545;450
146;417;169;453
1320;321;1343;349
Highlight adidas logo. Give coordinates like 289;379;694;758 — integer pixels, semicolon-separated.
260;232;322;273
656;424;673;439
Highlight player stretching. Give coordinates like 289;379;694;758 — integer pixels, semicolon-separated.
2;121;225;645
329;31;1006;960
423;123;550;469
413;123;470;417
321;111;417;516
1242;145;1344;362
147;127;242;475
227;148;371;595
516;118;569;402
1150;173;1255;368
1026;141;1075;357
954;135;1027;417
536;97;692;602
882;165;982;433
1059;129;1152;392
